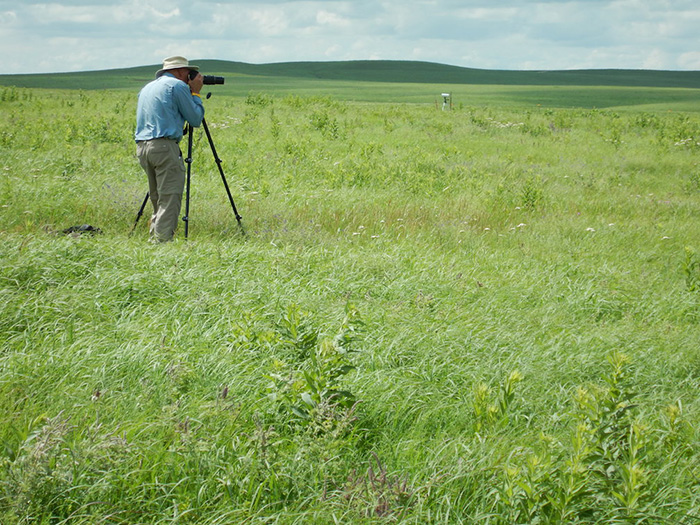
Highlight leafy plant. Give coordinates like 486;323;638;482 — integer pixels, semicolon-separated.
683;247;700;292
267;304;363;427
245;92;273;107
310;109;341;139
472;370;523;433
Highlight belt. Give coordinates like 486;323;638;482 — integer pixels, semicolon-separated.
136;137;180;144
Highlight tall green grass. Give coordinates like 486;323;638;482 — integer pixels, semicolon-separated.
1;86;699;523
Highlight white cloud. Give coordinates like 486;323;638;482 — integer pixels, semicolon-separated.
316;10;351;28
0;0;698;73
27;4;99;23
678;51;700;70
642;49;667;70
0;9;17;24
249;7;292;37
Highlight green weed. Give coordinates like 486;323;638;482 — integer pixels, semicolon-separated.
267;304;363;427
683;247;700;292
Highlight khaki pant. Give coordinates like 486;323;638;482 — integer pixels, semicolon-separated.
136;139;185;242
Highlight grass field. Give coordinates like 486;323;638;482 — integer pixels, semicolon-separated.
1;64;700;523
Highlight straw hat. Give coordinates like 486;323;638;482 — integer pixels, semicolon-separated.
155;56;199;78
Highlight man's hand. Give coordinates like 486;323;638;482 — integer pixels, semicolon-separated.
188;72;204;95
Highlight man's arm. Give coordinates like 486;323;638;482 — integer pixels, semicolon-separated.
173;80;205;127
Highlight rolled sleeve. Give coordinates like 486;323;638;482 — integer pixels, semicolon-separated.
173;82;205;127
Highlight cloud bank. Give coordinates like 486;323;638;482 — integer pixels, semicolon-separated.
1;0;699;74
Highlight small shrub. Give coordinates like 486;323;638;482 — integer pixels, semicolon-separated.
245;92;273;107
472;370;523;433
683;247;700;292
310;110;340;139
519;173;547;211
266;304;364;428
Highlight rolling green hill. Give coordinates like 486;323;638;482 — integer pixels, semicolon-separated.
1;60;699;108
211;60;700;88
2;59;699;90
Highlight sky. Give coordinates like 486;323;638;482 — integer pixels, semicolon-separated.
1;0;699;74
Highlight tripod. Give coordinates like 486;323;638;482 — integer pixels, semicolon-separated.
131;117;244;238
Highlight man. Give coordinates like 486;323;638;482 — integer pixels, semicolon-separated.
135;56;205;242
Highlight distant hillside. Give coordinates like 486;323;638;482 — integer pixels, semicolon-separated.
1;59;699;91
212;60;700;89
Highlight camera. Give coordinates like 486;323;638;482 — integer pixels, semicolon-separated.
188;70;225;85
203;75;225;85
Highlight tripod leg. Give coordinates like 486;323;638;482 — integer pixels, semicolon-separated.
183;124;194;239
202;118;245;235
129;192;150;237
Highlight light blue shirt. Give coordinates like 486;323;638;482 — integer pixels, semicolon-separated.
134;73;205;142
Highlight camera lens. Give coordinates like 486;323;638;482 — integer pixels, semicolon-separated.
202;75;225;85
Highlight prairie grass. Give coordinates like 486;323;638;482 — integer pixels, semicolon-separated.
0;86;699;523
